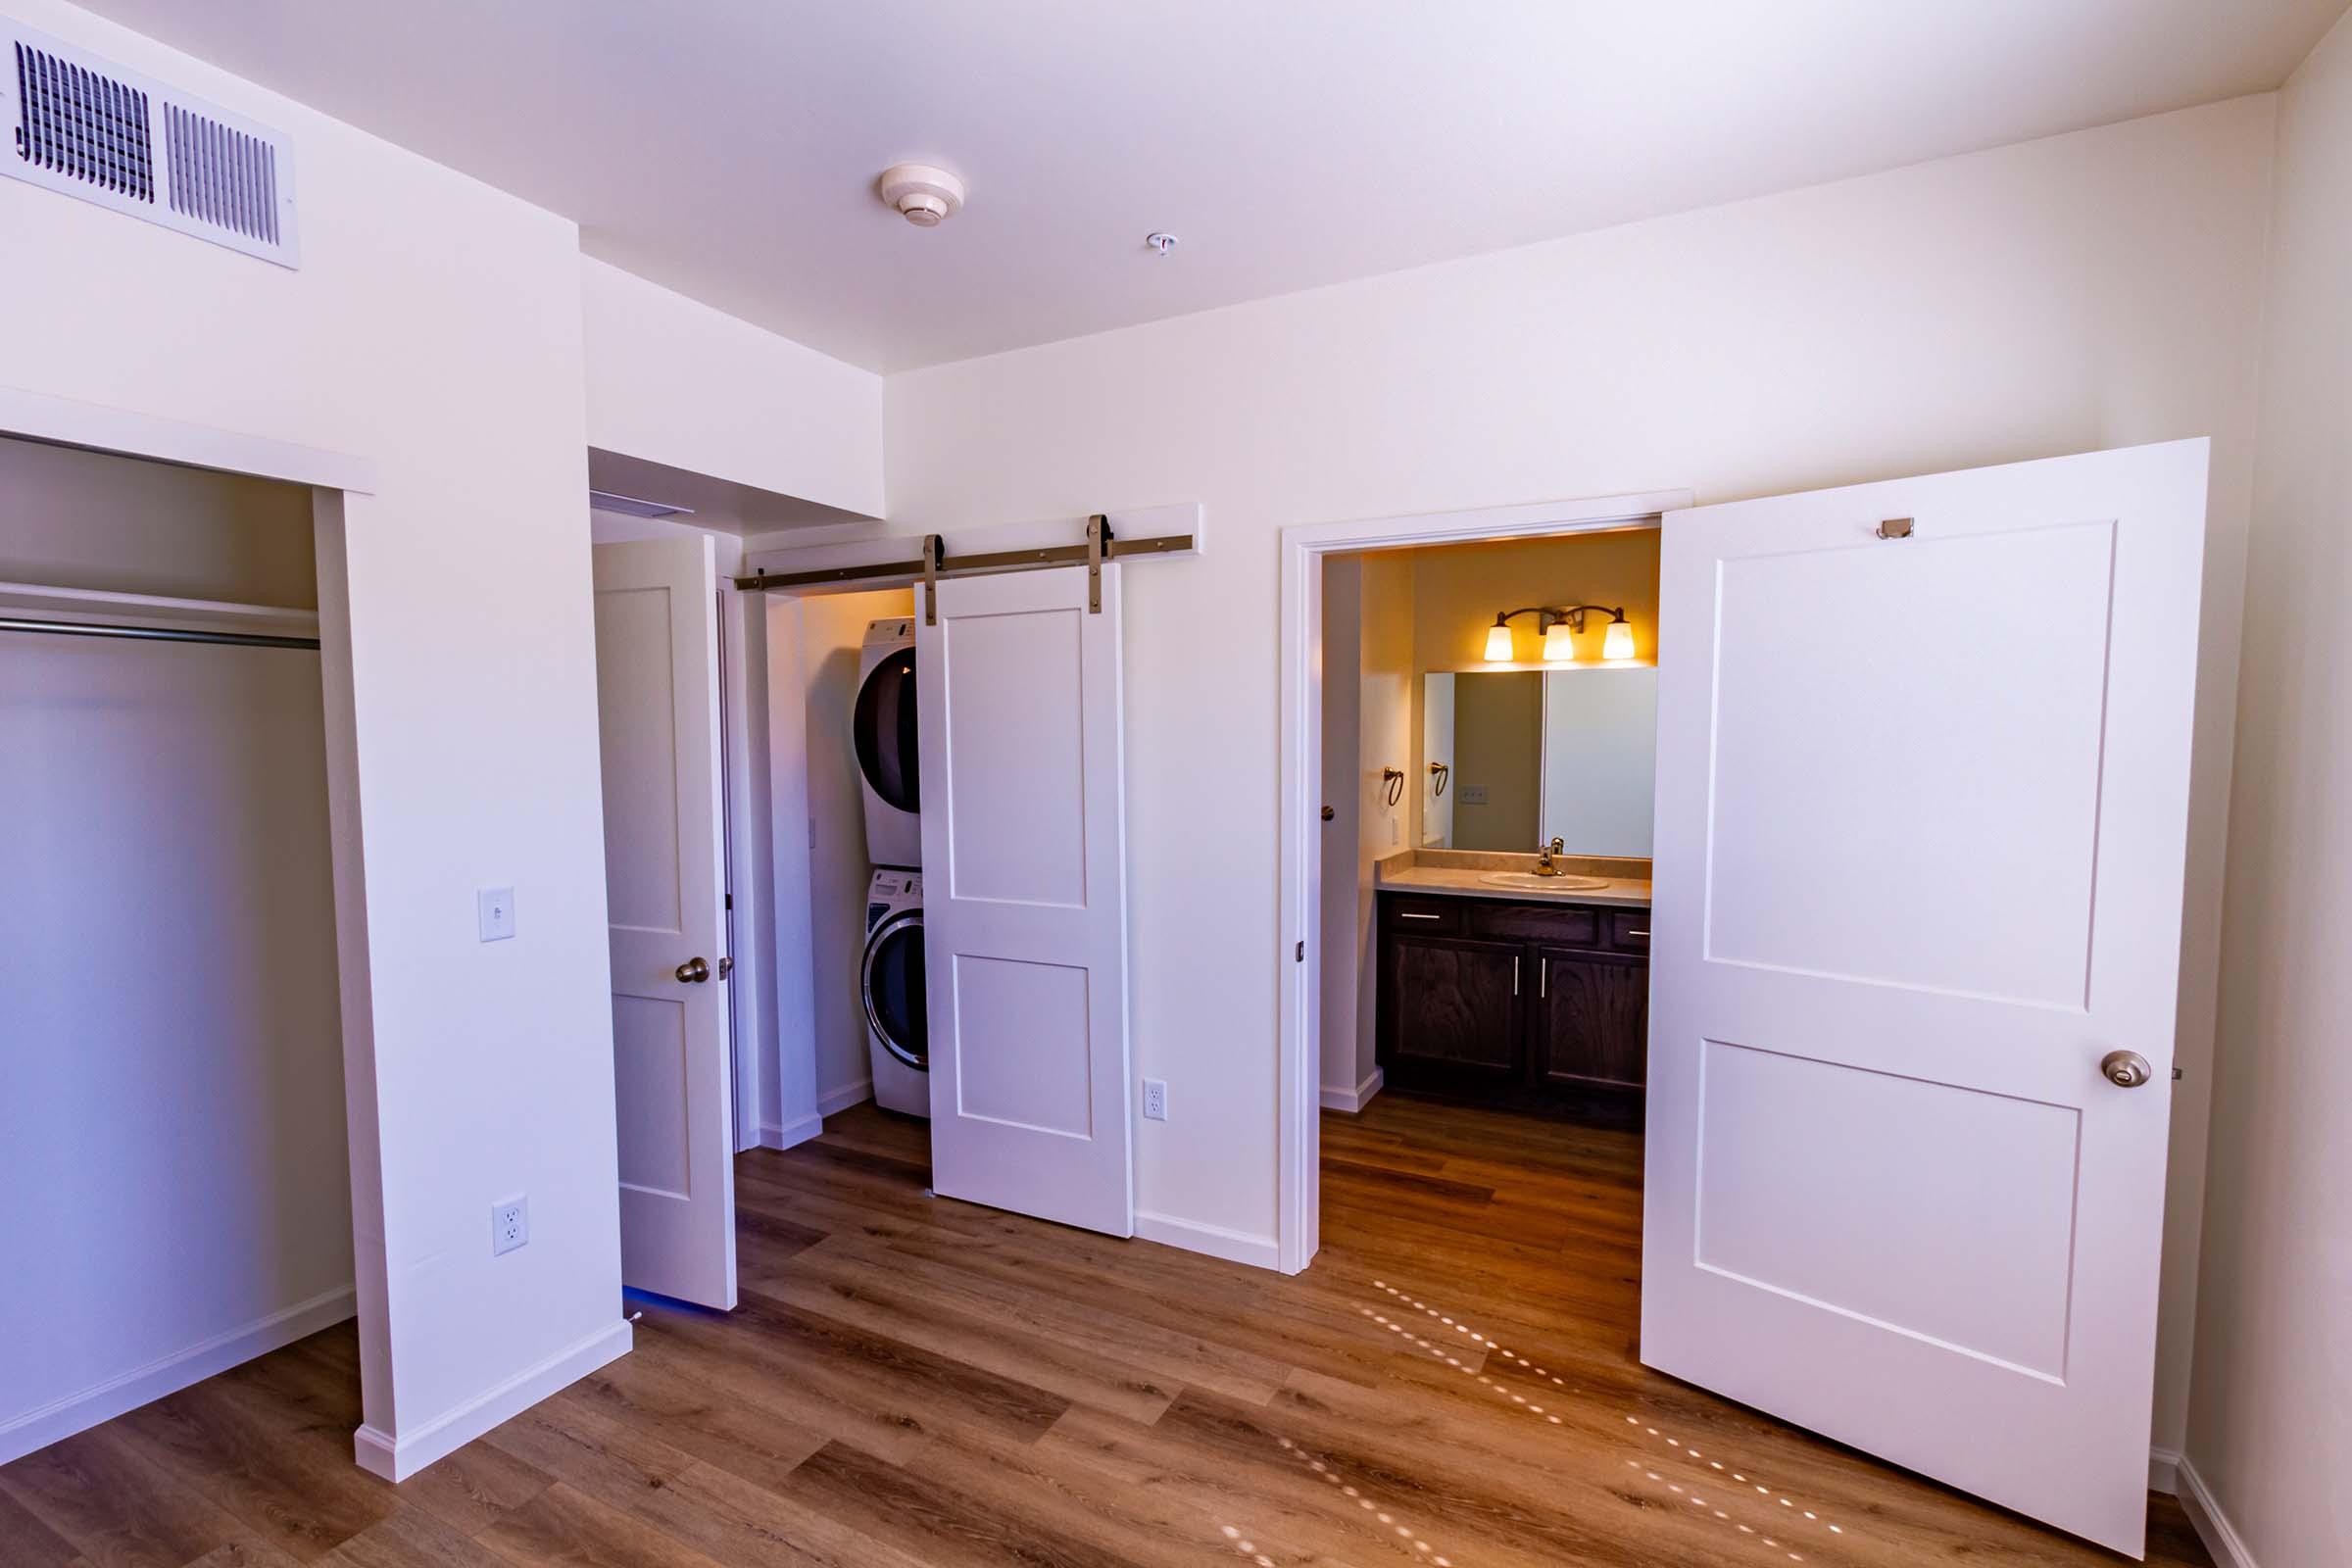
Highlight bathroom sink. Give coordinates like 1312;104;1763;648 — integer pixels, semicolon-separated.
1480;871;1610;892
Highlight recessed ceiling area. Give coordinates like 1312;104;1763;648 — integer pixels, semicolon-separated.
74;0;2348;373
586;449;879;538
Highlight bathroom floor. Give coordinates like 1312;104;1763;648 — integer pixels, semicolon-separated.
0;1095;2212;1566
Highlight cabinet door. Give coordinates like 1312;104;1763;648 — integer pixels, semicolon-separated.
1533;948;1648;1090
1386;935;1524;1083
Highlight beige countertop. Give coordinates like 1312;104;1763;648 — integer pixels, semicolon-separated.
1374;849;1652;909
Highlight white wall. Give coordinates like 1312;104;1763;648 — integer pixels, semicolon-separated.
0;441;351;1463
796;588;917;1112
883;97;2278;1454
2185;11;2352;1564
580;258;883;519
0;0;630;1471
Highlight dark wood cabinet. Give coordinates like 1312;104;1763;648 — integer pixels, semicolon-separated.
1532;947;1648;1091
1377;890;1648;1115
1385;934;1524;1089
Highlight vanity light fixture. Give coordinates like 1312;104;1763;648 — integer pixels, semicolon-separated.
1483;603;1635;663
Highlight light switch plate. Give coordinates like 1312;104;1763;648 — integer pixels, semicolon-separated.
477;887;516;942
1459;784;1490;806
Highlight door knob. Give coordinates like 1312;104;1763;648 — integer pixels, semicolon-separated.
675;956;711;984
2100;1050;2153;1088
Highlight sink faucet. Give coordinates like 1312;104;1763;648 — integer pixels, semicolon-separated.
1535;837;1565;875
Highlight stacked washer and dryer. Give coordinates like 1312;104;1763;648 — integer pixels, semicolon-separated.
853;617;929;1116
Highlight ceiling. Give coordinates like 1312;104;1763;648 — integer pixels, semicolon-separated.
78;0;2347;373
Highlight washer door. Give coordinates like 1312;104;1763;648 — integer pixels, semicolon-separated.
860;909;928;1071
853;648;919;813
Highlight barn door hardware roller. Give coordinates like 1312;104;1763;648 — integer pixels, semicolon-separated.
1086;514;1109;613
732;514;1193;607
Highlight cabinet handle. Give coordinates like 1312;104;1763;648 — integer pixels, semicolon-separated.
1540;956;1547;999
1513;956;1520;995
1398;911;1443;921
1624;928;1648;939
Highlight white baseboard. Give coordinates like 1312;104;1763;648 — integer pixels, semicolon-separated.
2148;1445;2180;1495
2174;1454;2259;1568
1134;1210;1283;1271
817;1077;872;1116
760;1112;824;1151
0;1285;356;1467
353;1317;632;1483
1319;1066;1385;1114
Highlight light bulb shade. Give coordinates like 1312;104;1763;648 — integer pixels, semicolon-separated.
1483;622;1516;662
1601;617;1636;661
1542;621;1575;661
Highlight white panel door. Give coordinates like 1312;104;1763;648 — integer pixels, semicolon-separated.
593;536;736;1309
1644;440;2208;1557
916;563;1133;1236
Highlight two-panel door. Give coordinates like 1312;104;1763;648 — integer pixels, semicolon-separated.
593;536;736;1310
1643;439;2208;1555
915;563;1135;1237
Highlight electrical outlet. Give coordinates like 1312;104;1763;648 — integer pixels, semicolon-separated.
477;887;516;943
1142;1078;1168;1122
491;1196;529;1255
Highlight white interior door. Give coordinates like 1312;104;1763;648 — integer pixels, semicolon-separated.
593;536;736;1308
916;563;1133;1236
1643;440;2208;1557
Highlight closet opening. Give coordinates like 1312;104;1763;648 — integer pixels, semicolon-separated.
1;431;363;1465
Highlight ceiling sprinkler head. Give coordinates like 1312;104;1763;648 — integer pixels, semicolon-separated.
877;163;966;227
1147;231;1178;257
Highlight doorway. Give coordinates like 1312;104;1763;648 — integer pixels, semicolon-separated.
1283;446;2211;1556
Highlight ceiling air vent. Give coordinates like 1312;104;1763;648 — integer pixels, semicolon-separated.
3;21;298;268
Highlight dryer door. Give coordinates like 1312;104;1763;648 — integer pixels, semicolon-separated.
853;647;920;813
860;910;928;1070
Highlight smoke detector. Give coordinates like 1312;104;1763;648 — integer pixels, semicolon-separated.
877;163;965;227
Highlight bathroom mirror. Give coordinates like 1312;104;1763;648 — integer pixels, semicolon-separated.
1421;667;1658;856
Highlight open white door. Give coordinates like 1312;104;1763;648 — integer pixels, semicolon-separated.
916;563;1133;1236
593;536;737;1308
1643;440;2207;1556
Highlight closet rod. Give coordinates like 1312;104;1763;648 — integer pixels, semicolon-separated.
0;615;320;651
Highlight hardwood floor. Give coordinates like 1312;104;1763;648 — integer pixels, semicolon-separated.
1;1094;2211;1566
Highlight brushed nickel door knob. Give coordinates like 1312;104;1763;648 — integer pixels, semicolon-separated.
675;956;711;984
2100;1050;2153;1088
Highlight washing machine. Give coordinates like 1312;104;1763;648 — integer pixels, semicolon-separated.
854;617;921;869
860;867;929;1116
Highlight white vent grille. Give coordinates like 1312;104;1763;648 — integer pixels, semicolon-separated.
2;21;297;267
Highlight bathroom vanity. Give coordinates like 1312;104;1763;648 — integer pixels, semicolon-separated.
1373;854;1651;1116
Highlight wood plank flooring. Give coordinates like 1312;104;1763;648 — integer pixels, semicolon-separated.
1;1094;2212;1566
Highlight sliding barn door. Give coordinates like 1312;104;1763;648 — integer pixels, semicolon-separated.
593;536;736;1308
916;564;1134;1236
1643;440;2208;1556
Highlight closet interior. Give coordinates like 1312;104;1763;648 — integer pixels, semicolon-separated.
0;435;353;1455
